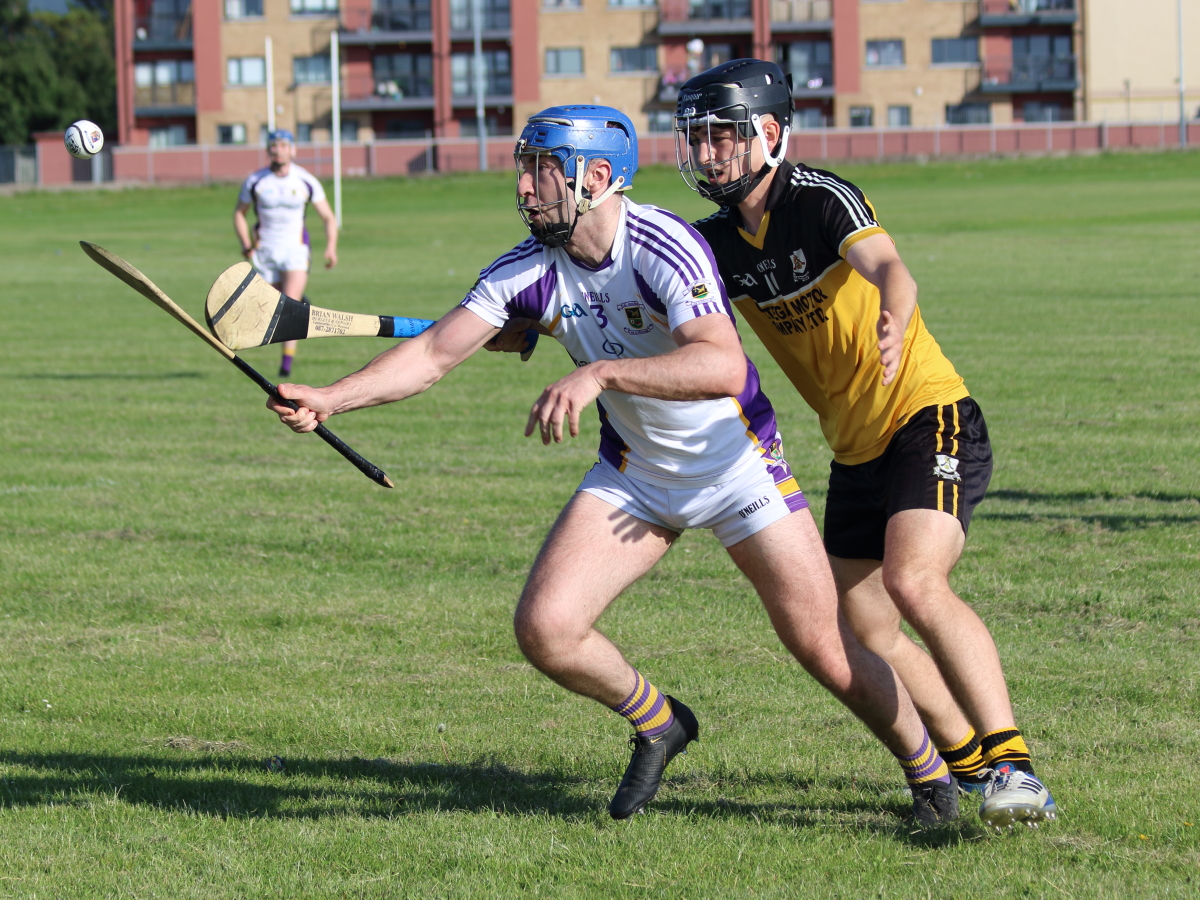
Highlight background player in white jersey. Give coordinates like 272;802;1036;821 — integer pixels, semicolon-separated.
266;107;958;825
234;129;339;376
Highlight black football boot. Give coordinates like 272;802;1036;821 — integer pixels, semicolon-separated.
608;696;699;820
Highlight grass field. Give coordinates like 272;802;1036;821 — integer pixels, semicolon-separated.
1;152;1198;898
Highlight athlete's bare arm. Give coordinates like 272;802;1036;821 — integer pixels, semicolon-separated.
526;312;747;445
233;201;254;258
268;305;499;431
313;198;339;268
846;233;918;386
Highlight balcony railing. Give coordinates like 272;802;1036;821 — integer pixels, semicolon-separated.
979;0;1075;25
688;0;751;20
982;54;1077;91
135;82;196;109
450;0;511;30
770;0;831;26
340;2;431;33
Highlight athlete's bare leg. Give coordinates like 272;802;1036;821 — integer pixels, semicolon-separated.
513;491;676;705
832;556;973;748
835;508;1016;736
724;509;928;757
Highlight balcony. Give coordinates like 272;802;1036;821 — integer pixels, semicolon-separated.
981;54;1077;93
340;1;432;43
979;0;1076;27
770;0;831;34
449;0;511;33
134;82;196;117
134;0;192;50
659;0;752;36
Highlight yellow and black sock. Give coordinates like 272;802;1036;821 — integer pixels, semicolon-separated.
981;728;1034;775
939;728;987;781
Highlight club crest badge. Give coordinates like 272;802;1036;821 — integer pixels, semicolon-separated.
765;437;785;463
690;282;710;300
933;454;962;482
790;248;808;280
618;300;653;335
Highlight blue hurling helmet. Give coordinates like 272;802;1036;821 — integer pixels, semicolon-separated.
514;105;638;246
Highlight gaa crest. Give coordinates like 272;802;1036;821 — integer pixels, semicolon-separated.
790;248;808;280
765;437;785;463
933;454;962;482
618;300;653;335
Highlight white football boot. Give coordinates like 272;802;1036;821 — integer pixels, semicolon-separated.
978;763;1058;830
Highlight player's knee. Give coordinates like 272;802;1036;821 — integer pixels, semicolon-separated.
881;565;948;623
512;600;578;672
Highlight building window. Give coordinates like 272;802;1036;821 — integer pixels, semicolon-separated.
610;45;658;74
794;107;825;129
450;50;512;96
225;0;263;18
931;37;979;66
849;106;873;127
384;118;429;138
449;0;511;30
296;124;313;143
864;40;904;68
149;125;189;147
294;54;332;84
218;124;248;144
373;52;434;97
134;59;195;106
945;102;991;125
544;0;581;7
1023;101;1068;122
887;105;911;127
372;0;432;30
781;40;831;89
1012;34;1074;82
460;115;506;137
227;56;266;86
291;0;338;13
647;110;675;132
545;47;584;76
609;0;655;6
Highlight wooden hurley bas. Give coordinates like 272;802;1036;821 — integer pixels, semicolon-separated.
205;262;435;351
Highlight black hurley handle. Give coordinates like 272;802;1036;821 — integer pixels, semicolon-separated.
229;355;394;489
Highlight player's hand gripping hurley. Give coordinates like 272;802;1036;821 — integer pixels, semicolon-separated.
206;262;539;360
79;242;393;489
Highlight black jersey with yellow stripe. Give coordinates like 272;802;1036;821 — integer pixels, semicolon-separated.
693;160;968;465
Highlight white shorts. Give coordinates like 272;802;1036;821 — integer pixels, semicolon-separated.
251;243;310;284
577;449;810;548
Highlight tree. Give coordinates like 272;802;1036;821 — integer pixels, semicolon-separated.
0;0;115;145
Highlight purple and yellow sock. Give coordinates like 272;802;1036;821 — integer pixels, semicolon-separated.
898;727;952;786
980;728;1034;775
939;728;987;781
279;351;294;376
611;670;674;739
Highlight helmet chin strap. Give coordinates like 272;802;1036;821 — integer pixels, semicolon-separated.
572;155;625;215
750;114;790;169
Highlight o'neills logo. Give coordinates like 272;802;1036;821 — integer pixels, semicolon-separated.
737;496;771;519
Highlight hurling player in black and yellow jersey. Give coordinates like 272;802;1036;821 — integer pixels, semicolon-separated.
675;59;1056;830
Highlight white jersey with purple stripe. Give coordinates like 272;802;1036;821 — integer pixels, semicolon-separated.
461;198;786;488
237;164;326;249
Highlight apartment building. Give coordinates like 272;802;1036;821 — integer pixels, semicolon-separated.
113;0;1194;148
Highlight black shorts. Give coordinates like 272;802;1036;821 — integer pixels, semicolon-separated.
823;398;992;561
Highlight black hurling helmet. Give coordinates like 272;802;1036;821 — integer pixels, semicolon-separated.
675;58;793;207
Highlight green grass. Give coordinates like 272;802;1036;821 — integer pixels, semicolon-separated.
1;151;1198;898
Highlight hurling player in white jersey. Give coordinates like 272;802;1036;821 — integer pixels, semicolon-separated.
234;129;339;376
267;107;957;825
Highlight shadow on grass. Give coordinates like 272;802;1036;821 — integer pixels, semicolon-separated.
0;751;967;842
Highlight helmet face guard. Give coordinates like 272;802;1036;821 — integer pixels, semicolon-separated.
513;107;638;247
674;60;793;207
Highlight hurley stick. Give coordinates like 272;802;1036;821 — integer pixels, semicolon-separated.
80;242;393;489
206;261;539;360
